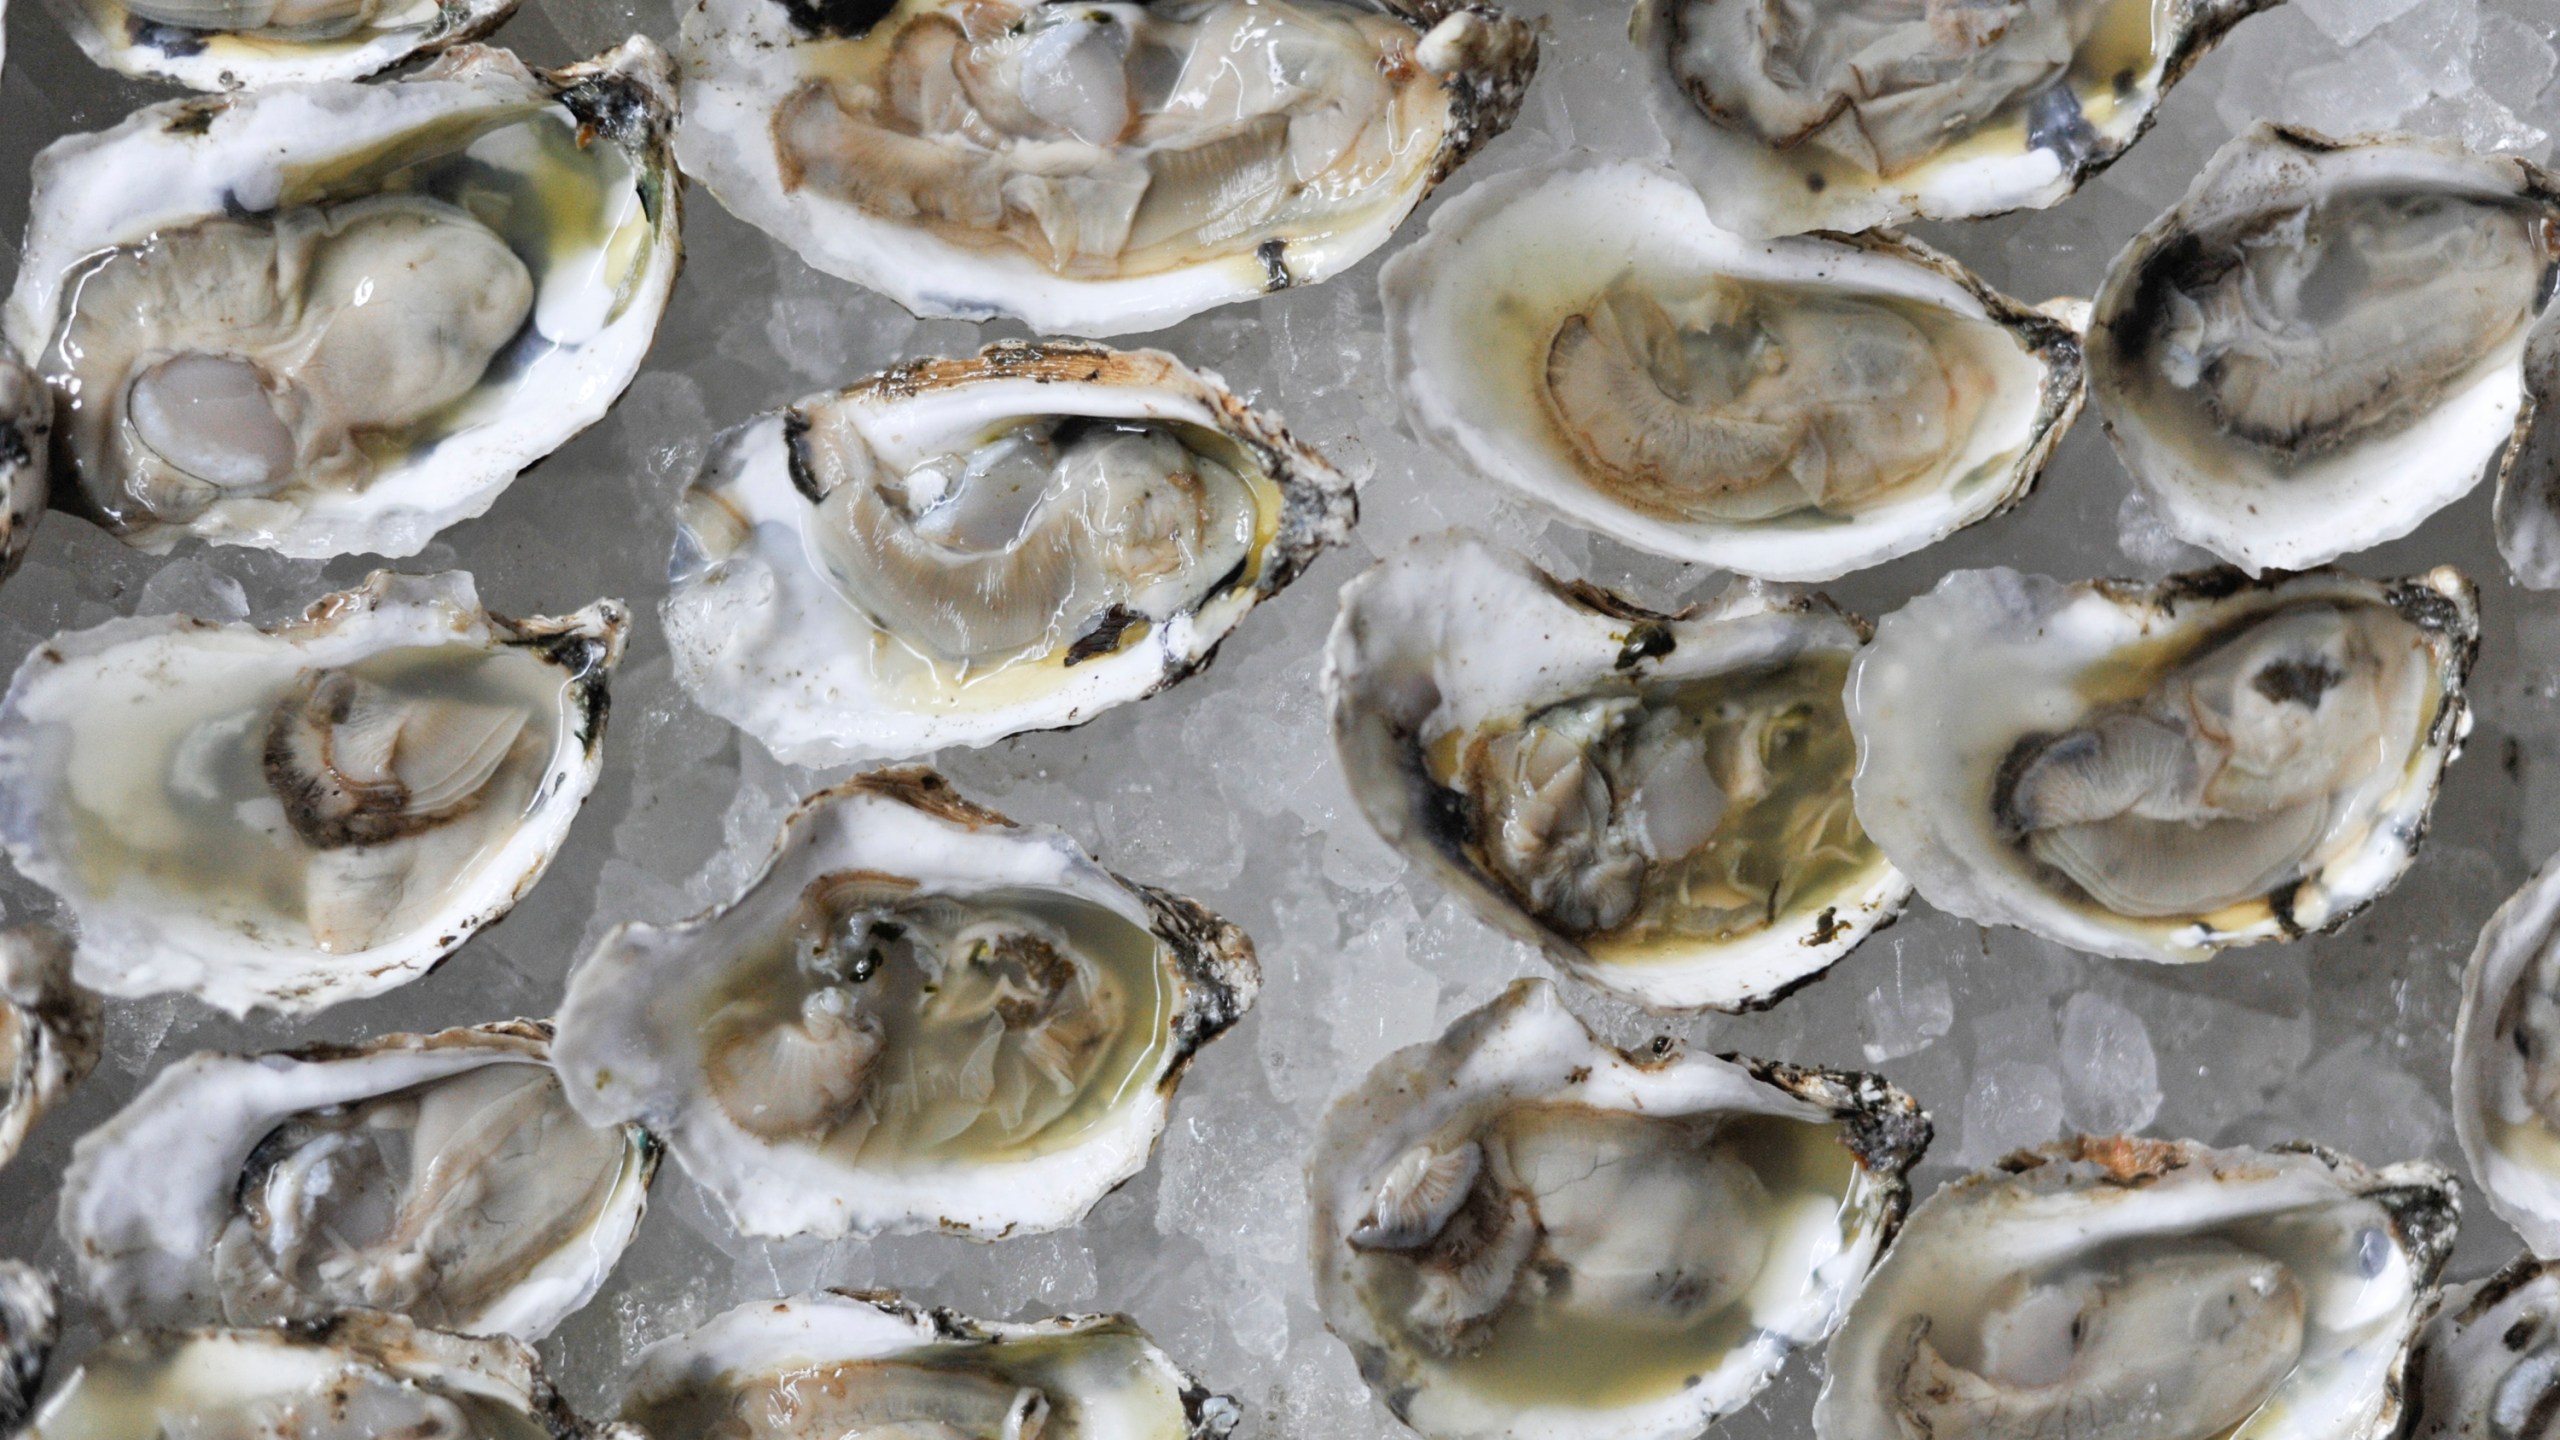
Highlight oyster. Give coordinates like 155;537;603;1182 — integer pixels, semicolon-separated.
46;0;511;90
0;357;47;582
1327;535;1906;1011
554;768;1257;1239
2406;1256;2560;1440
619;1291;1237;1440
1816;1135;2459;1440
2494;315;2560;588
2090;125;2560;573
666;342;1354;765
1382;155;2084;580
4;42;680;559
19;1308;638;1440
1310;978;1929;1440
0;571;626;1017
2452;850;2560;1257
1636;0;2274;236
1849;566;2475;962
1;1261;56;1434
0;926;99;1175
59;1021;655;1341
673;0;1535;334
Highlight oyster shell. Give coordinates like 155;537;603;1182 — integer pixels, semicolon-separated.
553;768;1257;1239
618;1290;1238;1440
1816;1135;2459;1440
666;341;1355;766
0;926;99;1175
2089;124;2560;573
0;357;48;583
2453;849;2560;1257
4;42;680;559
0;1261;56;1434
45;0;511;90
0;570;626;1016
1849;567;2475;962
59;1021;656;1341
2406;1255;2560;1440
1636;0;2275;236
1382;155;2084;580
2494;315;2560;588
1310;978;1929;1440
672;0;1535;334
1327;535;1907;1011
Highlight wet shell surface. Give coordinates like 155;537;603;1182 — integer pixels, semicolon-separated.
1635;0;2275;236
2453;849;2560;1257
666;341;1355;766
1325;535;1908;1011
58;1021;656;1342
2090;124;2560;574
2494;312;2560;589
553;768;1258;1240
0;356;48;585
0;1260;56;1435
618;1290;1239;1440
44;0;511;91
1309;978;1929;1440
2405;1255;2560;1440
0;926;98;1176
1815;1135;2459;1440
4;41;680;559
0;570;626;1017
1381;155;2084;581
1849;566;2476;962
671;0;1536;334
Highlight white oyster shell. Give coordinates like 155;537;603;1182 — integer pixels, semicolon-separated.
618;1291;1237;1440
2453;850;2560;1257
1309;978;1929;1440
2089;124;2560;574
58;1021;656;1342
2405;1256;2560;1440
44;0;511;90
0;357;49;583
1326;534;1908;1011
0;927;99;1176
0;570;627;1017
4;41;680;559
553;768;1258;1240
2494;315;2560;588
1816;1136;2458;1440
671;0;1535;335
1382;155;2084;581
1849;567;2475;962
0;1261;56;1435
666;341;1355;766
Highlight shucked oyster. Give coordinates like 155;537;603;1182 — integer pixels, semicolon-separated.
667;342;1354;765
0;571;626;1016
1816;1136;2458;1440
46;0;511;90
2091;125;2560;573
1327;535;1907;1011
59;1021;655;1341
0;358;48;583
0;1261;56;1434
674;0;1535;334
2406;1256;2560;1440
2452;850;2560;1257
1849;567;2475;962
619;1291;1237;1440
1636;0;2274;236
1382;154;2083;581
0;927;99;1176
1311;979;1928;1440
554;769;1257;1239
4;42;680;559
2495;315;2560;589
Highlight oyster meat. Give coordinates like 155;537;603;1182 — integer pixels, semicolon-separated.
1849;567;2475;961
1310;978;1929;1440
1383;155;2084;580
0;1261;55;1434
2090;125;2560;573
5;42;681;559
45;0;512;90
2453;849;2560;1256
1327;535;1907;1011
0;357;47;583
619;1291;1237;1440
667;342;1354;765
59;1021;655;1340
554;768;1257;1239
0;571;626;1016
0;926;99;1175
674;0;1536;334
2406;1256;2560;1440
1816;1135;2458;1440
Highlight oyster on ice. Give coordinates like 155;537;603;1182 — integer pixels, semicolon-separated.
2493;309;2560;589
2452;850;2560;1257
1849;566;2475;962
2405;1256;2560;1440
59;1021;655;1341
4;42;681;559
1328;535;1907;1010
0;1261;56;1434
1310;978;1929;1440
0;358;48;583
2090;125;2560;573
667;342;1354;765
1384;155;2082;581
1816;1135;2458;1440
673;0;1535;334
554;768;1257;1239
1636;0;2274;236
0;570;626;1017
0;926;99;1175
46;0;511;91
619;1291;1238;1440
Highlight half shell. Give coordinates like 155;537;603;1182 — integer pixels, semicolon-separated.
0;926;99;1175
45;0;512;90
0;357;48;583
0;1261;55;1434
2405;1255;2560;1440
2453;849;2560;1257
